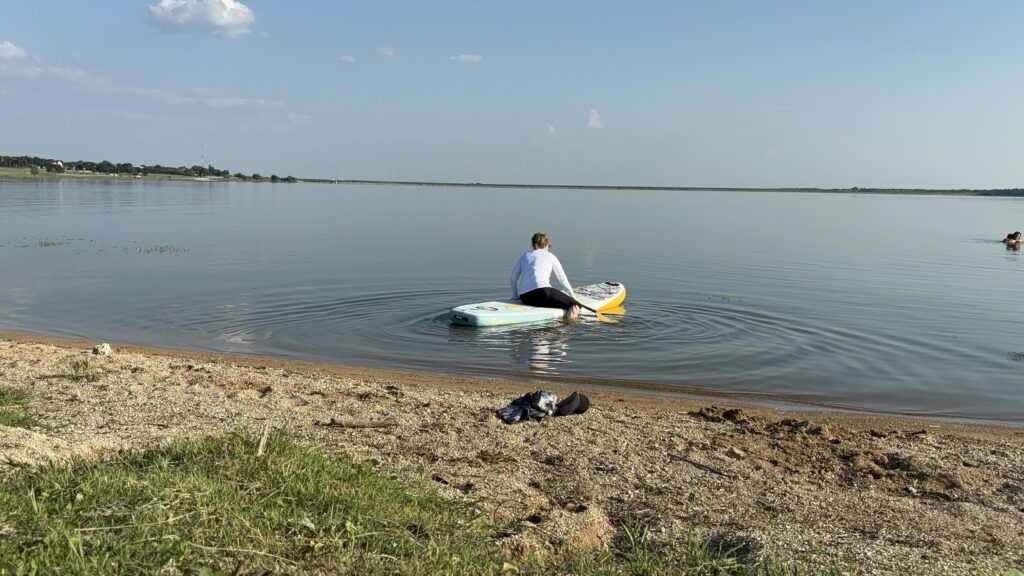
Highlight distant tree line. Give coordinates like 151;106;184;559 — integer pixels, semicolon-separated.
1;155;230;177
233;173;298;183
1;155;299;182
1;156;62;171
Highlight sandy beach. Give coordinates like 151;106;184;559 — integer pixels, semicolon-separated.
1;330;1022;574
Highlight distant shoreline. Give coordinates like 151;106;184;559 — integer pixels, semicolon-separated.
310;178;1024;196
3;166;1022;196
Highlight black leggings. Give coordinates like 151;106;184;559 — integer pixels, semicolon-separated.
520;287;578;310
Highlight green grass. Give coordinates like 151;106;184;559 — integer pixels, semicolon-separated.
0;386;38;429
0;430;835;575
0;167;40;179
66;359;105;383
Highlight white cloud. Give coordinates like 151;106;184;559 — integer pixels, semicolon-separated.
204;96;272;107
0;62;281;110
377;46;396;58
587;108;604;129
546;124;555;135
287;112;312;124
164;90;283;108
340;55;355;64
0;41;27;61
148;0;255;38
70;51;82;60
450;54;482;64
0;62;105;84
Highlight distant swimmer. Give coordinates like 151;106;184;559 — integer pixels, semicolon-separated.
1005;231;1022;245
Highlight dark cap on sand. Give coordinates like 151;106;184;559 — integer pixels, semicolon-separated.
555;391;591;416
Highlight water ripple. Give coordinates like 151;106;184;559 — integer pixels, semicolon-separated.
5;179;1024;422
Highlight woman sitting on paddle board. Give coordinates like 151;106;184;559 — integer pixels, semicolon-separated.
511;233;581;320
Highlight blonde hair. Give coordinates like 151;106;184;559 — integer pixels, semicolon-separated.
531;232;549;249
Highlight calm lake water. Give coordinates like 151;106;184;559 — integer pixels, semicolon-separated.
2;178;1023;423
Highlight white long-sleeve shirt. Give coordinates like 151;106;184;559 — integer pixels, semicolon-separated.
510;249;573;299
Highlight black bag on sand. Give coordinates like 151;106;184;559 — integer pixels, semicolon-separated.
496;391;558;424
496;391;592;424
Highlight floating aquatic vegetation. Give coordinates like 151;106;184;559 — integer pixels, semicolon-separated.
705;293;745;303
36;239;70;248
127;243;189;254
2;237;85;249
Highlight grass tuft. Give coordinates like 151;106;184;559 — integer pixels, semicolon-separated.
0;386;38;429
66;359;105;383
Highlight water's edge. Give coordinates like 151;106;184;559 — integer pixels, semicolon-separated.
4;327;1020;429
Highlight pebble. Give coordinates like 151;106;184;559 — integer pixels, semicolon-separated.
726;447;747;460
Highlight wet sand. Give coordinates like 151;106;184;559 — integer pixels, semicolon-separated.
1;330;1022;574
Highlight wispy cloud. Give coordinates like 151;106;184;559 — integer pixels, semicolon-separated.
0;62;105;84
587;108;604;129
170;91;283;108
546;124;556;135
148;0;255;38
287;112;312;124
450;54;482;64
377;46;396;58
0;61;281;110
339;55;355;64
0;41;27;61
121;86;282;108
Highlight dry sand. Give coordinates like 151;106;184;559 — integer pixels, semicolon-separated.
1;331;1022;574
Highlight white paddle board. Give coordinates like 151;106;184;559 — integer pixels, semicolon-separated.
449;281;626;327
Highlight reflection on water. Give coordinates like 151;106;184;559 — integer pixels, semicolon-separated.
450;323;572;374
447;308;628;374
515;332;570;372
4;178;1024;422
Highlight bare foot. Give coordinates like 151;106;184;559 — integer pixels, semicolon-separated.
564;305;581;321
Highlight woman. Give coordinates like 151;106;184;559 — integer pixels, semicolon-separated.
1005;231;1022;245
510;232;581;320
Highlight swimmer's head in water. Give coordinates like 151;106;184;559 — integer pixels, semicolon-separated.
531;232;550;249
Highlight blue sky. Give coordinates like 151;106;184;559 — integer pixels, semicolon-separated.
2;1;1022;188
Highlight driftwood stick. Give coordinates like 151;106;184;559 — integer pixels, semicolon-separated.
669;453;735;478
256;424;270;457
315;418;399;429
